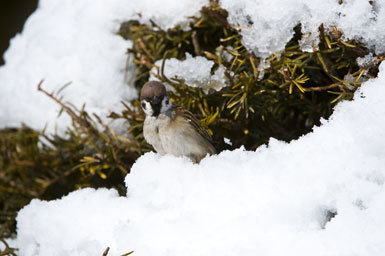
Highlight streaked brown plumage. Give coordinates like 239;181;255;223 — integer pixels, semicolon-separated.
140;81;216;163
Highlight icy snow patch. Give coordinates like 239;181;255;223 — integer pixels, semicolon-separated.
16;63;385;255
151;54;228;93
357;53;375;67
0;0;208;132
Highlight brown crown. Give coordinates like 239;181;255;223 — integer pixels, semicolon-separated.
140;81;167;101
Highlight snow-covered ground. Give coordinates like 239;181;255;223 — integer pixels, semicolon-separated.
3;0;385;255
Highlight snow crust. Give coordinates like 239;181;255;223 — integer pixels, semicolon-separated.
151;53;228;93
0;0;207;132
16;62;385;255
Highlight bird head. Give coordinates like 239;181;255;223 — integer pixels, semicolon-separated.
140;81;172;117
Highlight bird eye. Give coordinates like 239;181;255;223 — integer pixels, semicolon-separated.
165;99;169;104
141;102;146;109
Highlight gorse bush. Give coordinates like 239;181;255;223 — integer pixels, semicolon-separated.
0;0;383;245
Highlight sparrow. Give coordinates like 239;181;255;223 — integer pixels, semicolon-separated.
140;81;217;163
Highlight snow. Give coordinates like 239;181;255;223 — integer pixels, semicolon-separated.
223;137;232;146
357;53;375;67
16;62;385;255
0;0;207;132
150;53;228;93
221;0;385;58
4;0;385;255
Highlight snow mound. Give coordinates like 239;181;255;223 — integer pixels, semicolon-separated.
0;0;207;132
16;63;385;255
151;53;228;93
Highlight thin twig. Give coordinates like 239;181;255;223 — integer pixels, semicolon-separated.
303;82;342;92
37;80;78;121
192;31;202;56
149;71;162;80
121;251;134;256
37;80;97;135
137;38;154;61
193;17;204;28
102;247;110;256
0;239;17;256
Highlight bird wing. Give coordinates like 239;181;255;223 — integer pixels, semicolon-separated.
174;105;214;144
